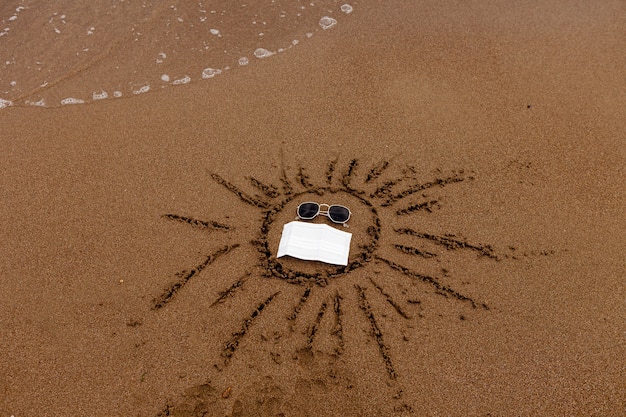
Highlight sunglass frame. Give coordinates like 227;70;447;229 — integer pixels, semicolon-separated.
296;202;351;224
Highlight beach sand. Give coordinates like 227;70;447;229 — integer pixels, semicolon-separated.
1;1;624;416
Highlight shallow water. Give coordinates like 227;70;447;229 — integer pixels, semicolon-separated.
0;0;354;109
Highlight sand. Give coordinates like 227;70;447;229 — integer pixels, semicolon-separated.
1;1;625;416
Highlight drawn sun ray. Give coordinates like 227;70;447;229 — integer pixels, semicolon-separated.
152;244;239;310
288;286;313;329
376;256;489;310
221;291;281;365
365;160;390;183
152;157;512;413
379;172;469;206
395;227;498;259
248;176;280;199
209;172;269;208
306;299;329;351
341;159;360;190
332;291;345;355
395;199;441;215
325;157;338;184
210;272;250;308
356;284;397;380
279;162;294;195
162;213;232;231
369;277;411;320
393;243;438;259
297;166;315;189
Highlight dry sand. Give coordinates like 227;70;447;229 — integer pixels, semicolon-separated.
1;1;625;416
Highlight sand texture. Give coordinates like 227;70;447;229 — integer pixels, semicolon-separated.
1;1;625;416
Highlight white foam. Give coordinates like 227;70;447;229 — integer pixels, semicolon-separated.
254;48;274;58
132;85;150;95
27;99;46;107
172;75;191;85
319;16;337;30
92;90;108;100
3;3;356;109
60;97;84;105
0;98;13;109
201;68;221;78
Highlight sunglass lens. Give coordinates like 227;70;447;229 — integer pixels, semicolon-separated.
328;205;350;223
298;202;319;219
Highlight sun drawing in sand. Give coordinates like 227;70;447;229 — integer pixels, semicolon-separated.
151;158;500;381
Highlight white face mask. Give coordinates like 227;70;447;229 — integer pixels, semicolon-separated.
277;221;352;266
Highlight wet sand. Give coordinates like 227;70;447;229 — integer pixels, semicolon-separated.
1;1;625;416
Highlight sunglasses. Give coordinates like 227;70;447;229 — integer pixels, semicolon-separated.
296;202;351;225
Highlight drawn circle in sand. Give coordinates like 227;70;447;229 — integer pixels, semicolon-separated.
260;187;381;285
